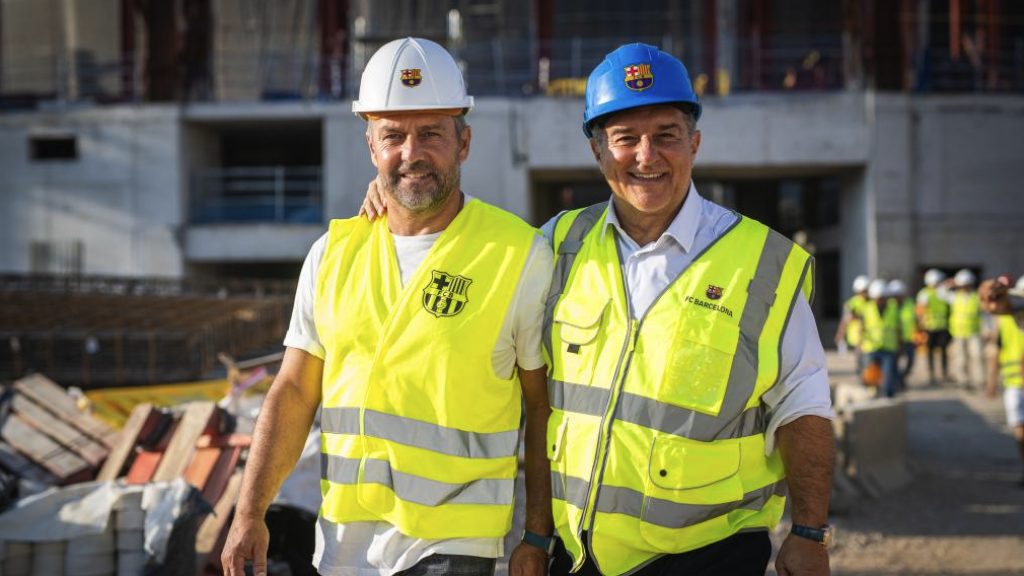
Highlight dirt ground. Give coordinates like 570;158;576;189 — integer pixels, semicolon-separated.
767;350;1024;576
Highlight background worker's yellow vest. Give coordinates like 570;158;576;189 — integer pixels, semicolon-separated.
998;315;1024;389
845;294;866;346
950;291;982;338
899;299;917;344
314;199;536;539
544;205;813;576
860;301;900;354
918;286;949;331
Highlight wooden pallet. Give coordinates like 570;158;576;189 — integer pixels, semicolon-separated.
0;374;117;485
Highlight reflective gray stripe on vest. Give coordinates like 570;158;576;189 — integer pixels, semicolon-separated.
594;479;787;530
543;202;609;359
549;380;763;440
321;407;519;460
549;379;611;417
712;228;798;430
321;454;514;506
551;470;591;511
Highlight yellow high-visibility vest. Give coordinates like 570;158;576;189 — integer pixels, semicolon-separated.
844;294;866;346
860;300;900;354
998;315;1024;389
950;291;982;338
544;204;813;576
917;286;949;331
899;299;917;344
314;199;537;538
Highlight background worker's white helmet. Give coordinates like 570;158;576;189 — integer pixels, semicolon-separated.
924;268;945;287
852;275;871;293
352;37;474;118
1016;275;1024;291
868;279;888;299
954;268;976;287
887;279;907;297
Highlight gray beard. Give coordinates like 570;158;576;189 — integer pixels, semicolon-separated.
382;161;461;215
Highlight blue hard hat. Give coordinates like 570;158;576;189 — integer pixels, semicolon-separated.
582;43;702;138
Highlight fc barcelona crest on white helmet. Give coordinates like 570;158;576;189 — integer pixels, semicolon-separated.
423;270;472;318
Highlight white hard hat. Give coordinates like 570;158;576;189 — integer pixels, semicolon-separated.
924;268;945;287
352;37;474;118
887;279;907;296
868;279;888;299
852;275;871;293
1016;275;1024;291
954;268;976;287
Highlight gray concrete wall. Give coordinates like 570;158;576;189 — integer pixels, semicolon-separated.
0;106;184;276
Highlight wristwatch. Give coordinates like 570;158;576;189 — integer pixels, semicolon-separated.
522;530;556;555
790;524;835;549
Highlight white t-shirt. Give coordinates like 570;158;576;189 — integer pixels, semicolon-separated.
540;184;835;454
283;198;553;576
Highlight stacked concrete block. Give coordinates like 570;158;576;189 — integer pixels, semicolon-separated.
66;521;116;576
113;490;145;576
3;542;33;576
837;397;913;497
32;541;66;576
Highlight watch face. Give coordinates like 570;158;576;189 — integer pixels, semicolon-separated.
821;526;835;548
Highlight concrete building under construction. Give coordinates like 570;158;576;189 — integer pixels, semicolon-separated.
2;0;1024;338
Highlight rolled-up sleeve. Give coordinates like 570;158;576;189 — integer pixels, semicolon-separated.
760;295;835;455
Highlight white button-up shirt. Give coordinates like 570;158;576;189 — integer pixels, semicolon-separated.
541;184;834;453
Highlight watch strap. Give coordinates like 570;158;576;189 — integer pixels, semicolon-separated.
791;524;831;547
522;530;556;555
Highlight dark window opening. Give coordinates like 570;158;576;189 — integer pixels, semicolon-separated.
29;136;78;161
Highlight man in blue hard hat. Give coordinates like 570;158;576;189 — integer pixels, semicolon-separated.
540;44;835;576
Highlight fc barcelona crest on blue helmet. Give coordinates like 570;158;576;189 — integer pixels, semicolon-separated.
706;284;723;300
401;68;422;87
423;270;472;318
623;63;654;91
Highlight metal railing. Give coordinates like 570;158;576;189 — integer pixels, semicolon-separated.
190;166;322;225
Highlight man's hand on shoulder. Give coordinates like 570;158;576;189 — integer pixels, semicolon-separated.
358;177;387;221
221;512;270;576
509;541;549;576
775;533;830;576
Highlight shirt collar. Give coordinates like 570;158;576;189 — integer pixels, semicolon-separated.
601;182;703;253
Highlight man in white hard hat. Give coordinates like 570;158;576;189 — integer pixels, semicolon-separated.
222;38;554;576
986;275;1024;486
834;275;870;369
949;268;985;390
888;279;919;387
917;268;951;385
862;279;901;397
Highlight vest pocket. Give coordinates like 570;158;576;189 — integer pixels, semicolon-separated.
555;296;609;346
639;435;744;550
662;318;740;417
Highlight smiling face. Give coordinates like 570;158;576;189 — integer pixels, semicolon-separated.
367;113;470;215
591;105;700;218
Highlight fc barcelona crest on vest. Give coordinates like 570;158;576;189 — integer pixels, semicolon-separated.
423;270;472;318
401;69;422;87
706;284;723;300
623;63;654;91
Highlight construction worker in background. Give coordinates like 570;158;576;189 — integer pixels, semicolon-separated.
979;275;1024;325
834;275;870;369
888;279;919;385
861;279;901;398
986;275;1024;487
222;38;554;576
949;268;985;390
357;43;836;576
543;44;833;576
917;268;951;385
